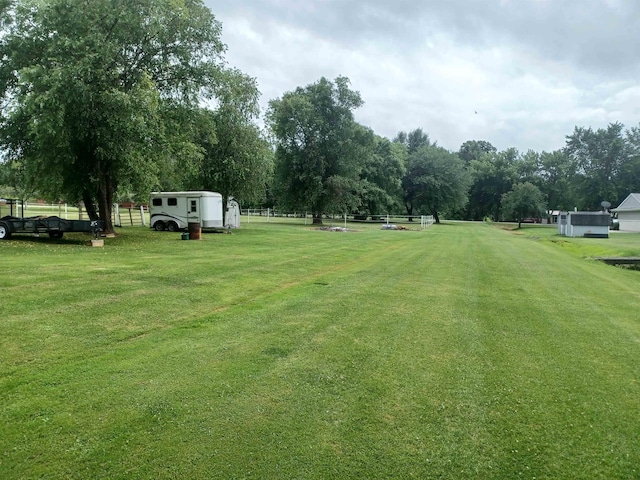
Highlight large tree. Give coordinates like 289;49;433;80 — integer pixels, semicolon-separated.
564;122;627;209
458;140;496;164
181;70;273;220
467;148;519;221
355;136;406;216
267;76;375;223
620;125;640;198
501;182;546;228
402;144;470;223
457;140;497;220
394;128;433;155
0;0;227;234
192;110;273;216
538;149;577;212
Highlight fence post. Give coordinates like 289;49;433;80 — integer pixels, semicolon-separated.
113;204;120;227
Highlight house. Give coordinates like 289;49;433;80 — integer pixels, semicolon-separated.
557;211;610;238
546;210;561;224
611;193;640;232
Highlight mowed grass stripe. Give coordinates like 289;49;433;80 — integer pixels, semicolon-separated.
465;226;640;477
1;223;639;479
1;226;393;368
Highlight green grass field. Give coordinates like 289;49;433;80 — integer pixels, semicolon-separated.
2;221;639;479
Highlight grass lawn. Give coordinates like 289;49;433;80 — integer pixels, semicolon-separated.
1;221;639;479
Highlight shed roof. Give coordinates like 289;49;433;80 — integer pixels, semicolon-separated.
612;193;640;212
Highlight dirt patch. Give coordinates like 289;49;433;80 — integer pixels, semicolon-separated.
318;226;351;232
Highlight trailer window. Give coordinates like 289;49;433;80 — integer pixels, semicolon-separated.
168;198;177;206
190;200;197;213
152;198;162;206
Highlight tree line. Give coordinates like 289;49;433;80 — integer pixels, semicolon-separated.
2;1;638;233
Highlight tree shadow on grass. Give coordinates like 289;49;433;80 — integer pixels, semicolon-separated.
2;234;92;246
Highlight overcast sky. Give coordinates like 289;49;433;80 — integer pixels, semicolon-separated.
204;0;640;153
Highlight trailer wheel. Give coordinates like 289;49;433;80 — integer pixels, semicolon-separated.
0;223;10;240
166;221;179;232
153;221;166;231
48;231;64;239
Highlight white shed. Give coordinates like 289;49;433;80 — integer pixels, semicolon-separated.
611;193;640;232
558;211;610;238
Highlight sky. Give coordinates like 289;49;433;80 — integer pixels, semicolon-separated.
204;0;640;153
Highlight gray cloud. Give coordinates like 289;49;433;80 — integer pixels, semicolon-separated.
206;0;640;152
215;0;640;76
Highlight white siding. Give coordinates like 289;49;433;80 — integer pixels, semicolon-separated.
566;224;609;237
618;211;640;232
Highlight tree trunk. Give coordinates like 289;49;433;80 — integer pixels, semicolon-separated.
312;213;323;225
405;203;414;221
434;212;440;224
82;191;99;221
96;179;115;235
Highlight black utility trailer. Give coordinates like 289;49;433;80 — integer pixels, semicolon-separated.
0;215;101;240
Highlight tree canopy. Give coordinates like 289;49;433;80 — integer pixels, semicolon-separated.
355;136;407;216
394;128;433;155
565;122;628;209
501;182;546;228
267;76;375;223
191;106;273;216
402;144;470;223
466;148;519;221
458;140;496;164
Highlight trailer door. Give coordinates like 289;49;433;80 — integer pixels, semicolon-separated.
187;197;200;224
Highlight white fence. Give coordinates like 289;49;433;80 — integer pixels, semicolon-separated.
0;201;74;219
245;209;435;229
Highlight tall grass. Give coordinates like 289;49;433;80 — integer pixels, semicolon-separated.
1;222;639;478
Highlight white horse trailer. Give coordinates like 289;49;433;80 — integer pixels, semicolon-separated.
150;191;224;231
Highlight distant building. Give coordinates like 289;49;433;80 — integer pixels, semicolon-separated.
611;193;640;232
558;211;610;238
547;210;561;224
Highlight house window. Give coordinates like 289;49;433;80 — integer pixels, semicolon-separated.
152;198;162;206
168;198;177;206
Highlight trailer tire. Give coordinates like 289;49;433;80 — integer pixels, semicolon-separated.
167;221;179;232
153;221;166;231
0;223;10;240
48;231;64;239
